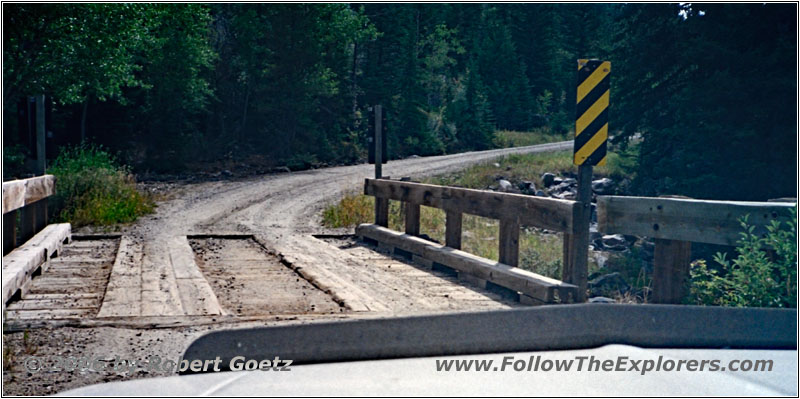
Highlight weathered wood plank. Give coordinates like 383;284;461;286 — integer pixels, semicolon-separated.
2;180;25;214
652;239;692;304
405;202;420;236
356;224;577;303
2;175;55;214
597;196;796;246
168;236;206;280
498;218;519;267
2;223;71;308
365;179;577;232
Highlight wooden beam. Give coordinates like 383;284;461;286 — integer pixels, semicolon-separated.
365;179;577;232
498;218;519;267
597;196;795;246
2;175;56;215
445;210;462;250
405;202;420;236
355;224;577;303
2;223;71;309
652;239;692;304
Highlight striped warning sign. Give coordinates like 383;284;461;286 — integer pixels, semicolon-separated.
574;59;610;166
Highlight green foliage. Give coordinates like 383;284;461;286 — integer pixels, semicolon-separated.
492;129;568;149
688;209;797;307
613;4;796;201
48;144;153;226
3;145;28;180
4;4;152;105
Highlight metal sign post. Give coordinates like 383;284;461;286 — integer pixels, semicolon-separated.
374;105;382;179
368;105;389;226
564;59;611;302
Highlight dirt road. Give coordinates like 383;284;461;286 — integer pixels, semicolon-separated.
3;141;571;394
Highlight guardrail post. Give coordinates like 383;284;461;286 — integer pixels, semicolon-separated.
445;210;462;250
4;211;17;255
405;202;420;236
498;218;519;267
563;164;592;302
652;239;692;304
20;204;37;243
375;196;389;227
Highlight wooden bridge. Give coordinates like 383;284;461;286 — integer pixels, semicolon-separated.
1;174;795;324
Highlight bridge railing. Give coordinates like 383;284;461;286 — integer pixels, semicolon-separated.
359;178;583;304
597;195;796;303
3;175;55;254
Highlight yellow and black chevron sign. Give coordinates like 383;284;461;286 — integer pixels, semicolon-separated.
574;59;610;166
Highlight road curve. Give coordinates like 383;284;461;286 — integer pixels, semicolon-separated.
126;140;574;314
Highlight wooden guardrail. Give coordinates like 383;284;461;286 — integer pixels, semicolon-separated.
597;196;796;304
361;178;584;303
3;175;55;254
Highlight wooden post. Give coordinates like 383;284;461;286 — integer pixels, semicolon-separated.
563;164;592;302
35;94;46;175
34;200;48;232
405;202;420;236
498;218;519;267
19;205;36;243
652;239;692;304
3;211;17;255
445;210;462;250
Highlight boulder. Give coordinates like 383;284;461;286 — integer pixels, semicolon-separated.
601;234;628;250
589;296;616;304
588;272;630;296
541;173;556;187
561;178;577;186
535;190;546;197
497;179;513;192
591;178;616;195
518;180;536;195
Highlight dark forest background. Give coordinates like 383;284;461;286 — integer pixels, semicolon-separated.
3;3;796;201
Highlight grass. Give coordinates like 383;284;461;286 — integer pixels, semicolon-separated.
493;129;569;148
48;144;154;227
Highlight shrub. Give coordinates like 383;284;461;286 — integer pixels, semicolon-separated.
688;208;797;307
48;144;154;226
322;191;373;228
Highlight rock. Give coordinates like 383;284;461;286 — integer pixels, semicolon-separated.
518;180;536;195
541;173;556;187
602;234;628;250
493;162;501;168
547;182;573;195
497;179;513;192
273;166;291;173
222;169;233;177
591;178;616;195
589;272;630;296
408;155;420;159
561;178;577;186
518;180;535;191
399;176;412;181
535;190;546;197
589;296;616;304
